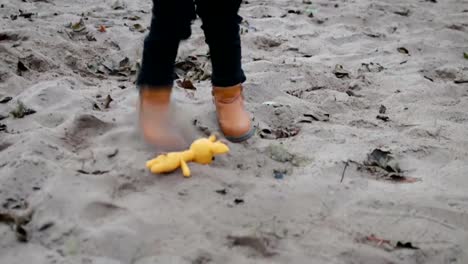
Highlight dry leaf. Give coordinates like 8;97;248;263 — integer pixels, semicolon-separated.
131;23;146;33
366;149;400;173
0;96;13;104
362;235;420;251
38;222;54;232
112;0;126;10
360;62;385;73
10;101;36;118
86;33;96;41
260;126;300;139
379;105;387;114
107;149;119;158
234;199;244;205
17;61;29;74
16;225;28;242
287;9;301;14
397;47;409;54
125;15;141;21
215;189;227;195
454;79;468;84
346;90;362;97
70;19;86;32
333;64;350;78
286;86;325;98
424;76;434;82
193;119;211;136
0;207;34;242
388;174;420;183
176;79;196;90
394;8;410;16
93;103;101;111
119;57;130;68
175;56;211;81
396;241;420;250
104;95;113;109
19;10;34;19
299;113;330;123
376;115;390;122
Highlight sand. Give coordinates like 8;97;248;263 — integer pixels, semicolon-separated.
1;0;468;263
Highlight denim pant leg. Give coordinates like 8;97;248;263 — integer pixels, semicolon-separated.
195;0;246;87
137;0;196;88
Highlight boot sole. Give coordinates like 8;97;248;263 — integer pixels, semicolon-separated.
225;126;256;143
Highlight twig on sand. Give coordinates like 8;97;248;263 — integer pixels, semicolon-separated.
340;161;349;183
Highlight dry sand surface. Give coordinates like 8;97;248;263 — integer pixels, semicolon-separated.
1;0;468;263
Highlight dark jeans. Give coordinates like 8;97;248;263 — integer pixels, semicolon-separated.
137;0;246;88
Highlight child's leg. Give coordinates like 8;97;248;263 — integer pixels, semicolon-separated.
137;0;196;149
195;0;253;142
195;0;246;87
137;0;196;87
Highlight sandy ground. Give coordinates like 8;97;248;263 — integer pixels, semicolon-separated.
1;0;468;263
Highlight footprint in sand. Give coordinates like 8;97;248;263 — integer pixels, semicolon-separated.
80;201;126;224
62;114;113;151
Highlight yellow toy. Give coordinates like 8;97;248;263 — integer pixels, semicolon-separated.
146;135;230;177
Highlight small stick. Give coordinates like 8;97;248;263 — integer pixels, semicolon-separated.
340;161;349;183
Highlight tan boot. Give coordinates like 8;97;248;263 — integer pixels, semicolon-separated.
212;84;254;142
139;87;186;150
